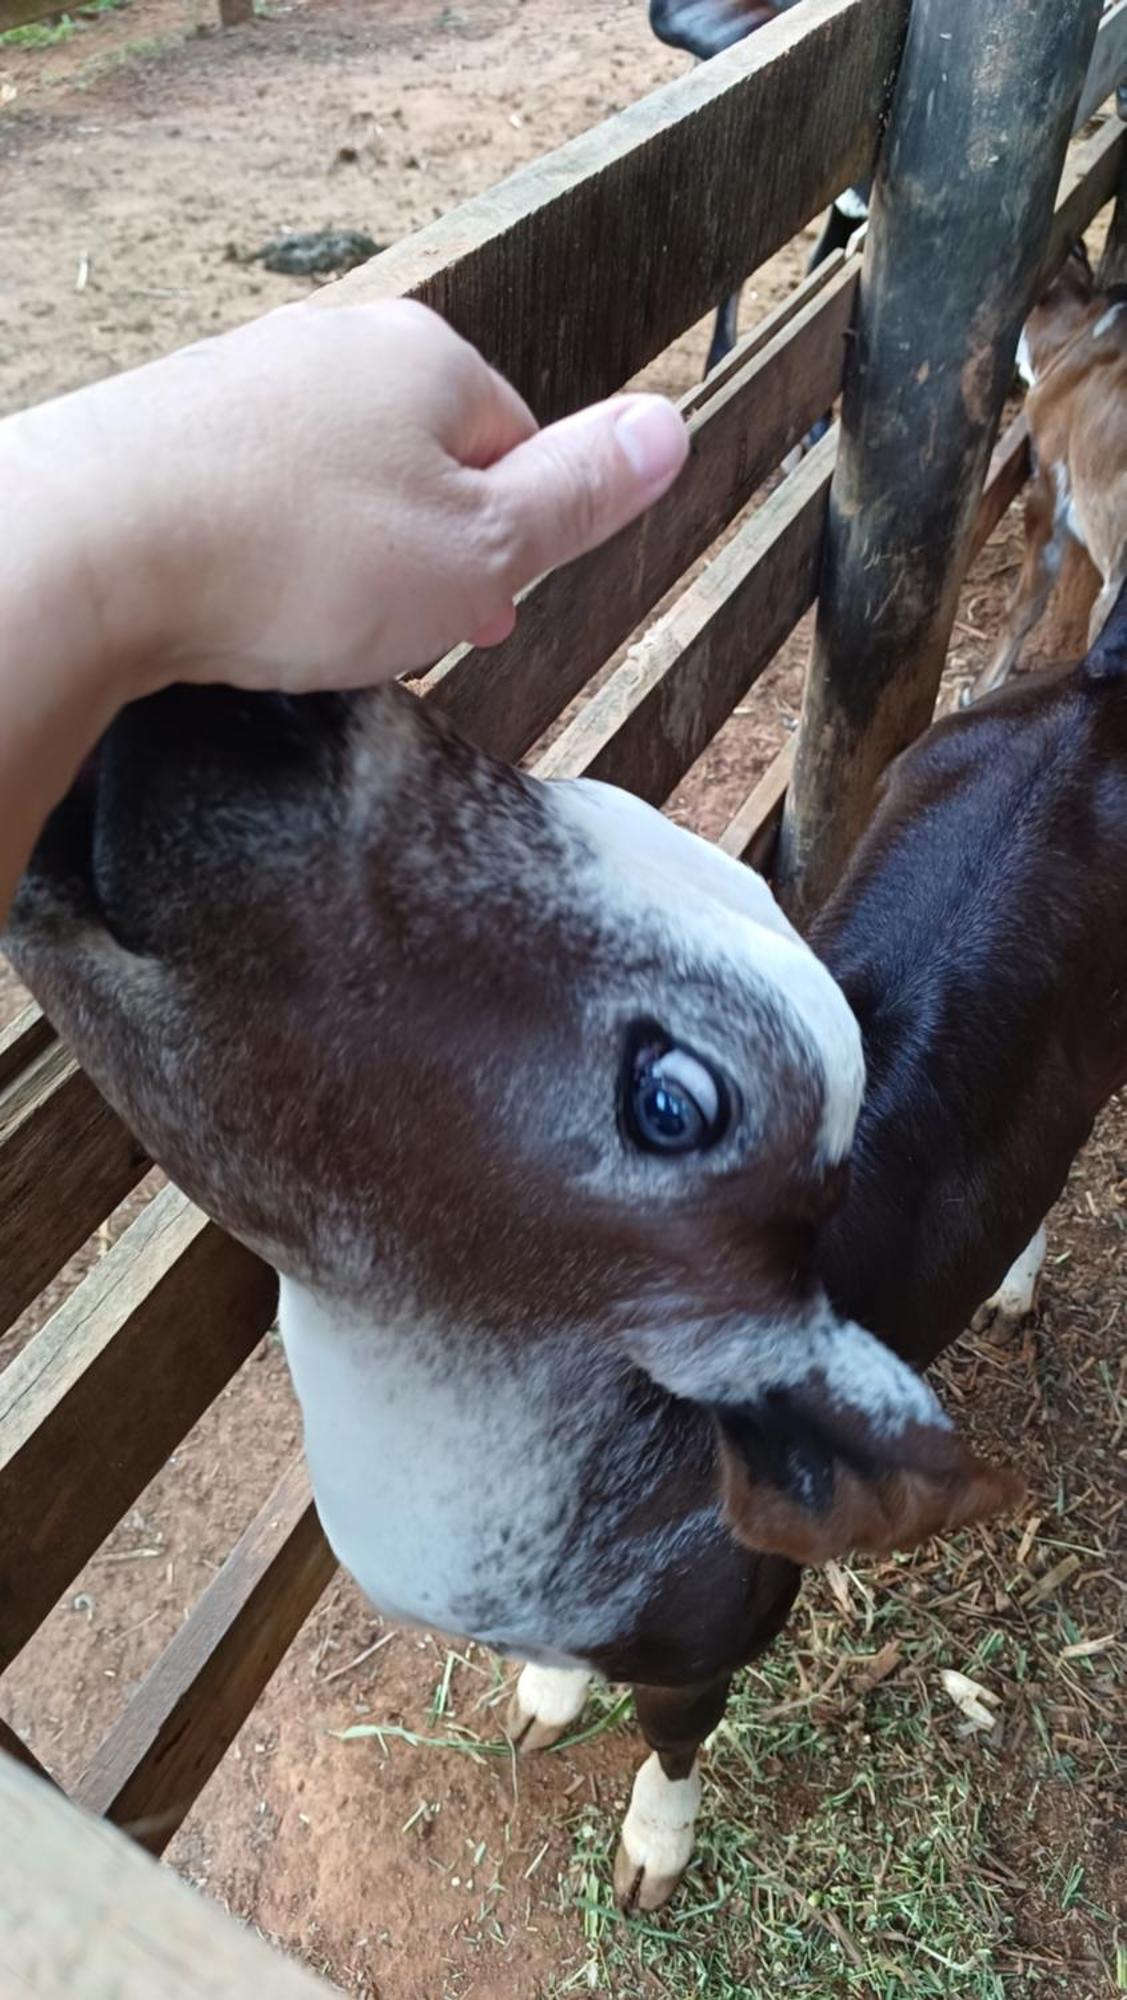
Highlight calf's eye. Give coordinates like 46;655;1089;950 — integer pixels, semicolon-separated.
622;1024;730;1156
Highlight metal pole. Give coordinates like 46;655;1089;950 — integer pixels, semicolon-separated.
776;0;1104;915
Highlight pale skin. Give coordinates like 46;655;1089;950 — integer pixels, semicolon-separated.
0;297;688;922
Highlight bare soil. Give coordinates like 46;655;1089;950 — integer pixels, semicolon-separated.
0;6;1123;1998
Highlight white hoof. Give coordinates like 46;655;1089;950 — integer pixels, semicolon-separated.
972;1224;1047;1333
505;1662;591;1753
613;1752;701;1912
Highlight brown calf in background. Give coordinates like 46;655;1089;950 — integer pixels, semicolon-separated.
966;243;1127;705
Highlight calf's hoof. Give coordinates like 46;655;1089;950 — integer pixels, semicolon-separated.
613;1838;687;1914
613;1752;700;1913
504;1662;591;1754
971;1226;1047;1335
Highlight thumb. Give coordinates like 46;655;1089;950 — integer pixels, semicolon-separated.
482;393;689;590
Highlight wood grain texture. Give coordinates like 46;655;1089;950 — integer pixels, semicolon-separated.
78;1458;334;1855
777;0;1106;912
422;262;857;763
0;1185;277;1673
1044;116;1126;282
0;1004;51;1093
315;0;907;422
0;1041;148;1337
536;427;835;799
1098;136;1127;287
0;1753;334;1999
0;1714;55;1785
719;407;1035;874
1074;0;1127;128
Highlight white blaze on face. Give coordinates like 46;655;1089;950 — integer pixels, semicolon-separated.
549;777;865;1165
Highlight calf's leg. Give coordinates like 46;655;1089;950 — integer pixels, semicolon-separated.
964;475;1070;705
506;1661;592;1752
972;1224;1048;1333
614;1673;732;1912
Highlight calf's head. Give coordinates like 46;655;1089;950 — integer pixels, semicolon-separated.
1018;241;1102;385
6;683;1019;1563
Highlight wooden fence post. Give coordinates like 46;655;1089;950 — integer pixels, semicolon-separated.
775;0;1105;915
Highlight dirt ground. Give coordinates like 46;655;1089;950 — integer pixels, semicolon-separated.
0;4;1124;1998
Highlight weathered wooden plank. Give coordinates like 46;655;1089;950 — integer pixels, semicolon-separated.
720;408;1034;873
0;1002;52;1093
679;246;851;418
317;0;907;423
0;1714;55;1787
1044;116;1126;280
0;1754;335;1999
79;1459;334;1856
422;263;858;762
719;738;797;869
0;1041;147;1337
0;1186;277;1673
1098;141;1127;286
1074;0;1127;129
777;0;1106;913
536;428;835;799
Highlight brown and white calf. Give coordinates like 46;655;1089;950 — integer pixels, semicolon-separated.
10;587;1127;1908
965;244;1127;706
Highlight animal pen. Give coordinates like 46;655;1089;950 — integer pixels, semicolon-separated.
1;0;1125;1987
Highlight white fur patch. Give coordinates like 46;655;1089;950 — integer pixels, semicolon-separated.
981;1225;1047;1321
549;779;865;1167
630;1295;947;1438
278;1279;645;1662
1015;330;1036;388
513;1662;592;1730
619;1752;702;1881
835;186;869;222
1092;301;1127;341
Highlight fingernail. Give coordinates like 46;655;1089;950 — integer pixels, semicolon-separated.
613;396;689;486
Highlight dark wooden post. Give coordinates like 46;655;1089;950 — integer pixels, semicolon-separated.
776;0;1105;914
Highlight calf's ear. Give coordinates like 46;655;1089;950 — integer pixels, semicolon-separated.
707;1319;1024;1565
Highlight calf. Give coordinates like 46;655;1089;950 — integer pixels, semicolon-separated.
11;590;1126;1909
965;244;1127;705
647;0;869;373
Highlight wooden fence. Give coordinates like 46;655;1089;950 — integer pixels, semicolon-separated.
1;0;1126;1988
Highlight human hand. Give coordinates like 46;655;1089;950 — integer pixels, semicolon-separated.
0;295;688;920
8;297;689;696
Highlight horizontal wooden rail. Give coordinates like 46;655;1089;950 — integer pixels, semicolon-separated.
537;427;835;797
0;1713;55;1786
321;0;906;422
0;1040;147;1338
0;1186;277;1673
0;1004;52;1093
0;1753;335;2000
1075;0;1127;128
386;215;843;857
719;412;1032;870
1045;111;1126;279
422;261;857;762
78;1458;333;1855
